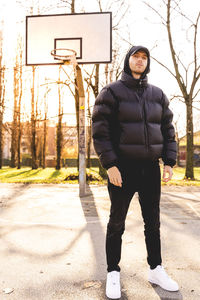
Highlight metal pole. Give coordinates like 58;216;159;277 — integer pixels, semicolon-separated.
76;65;86;197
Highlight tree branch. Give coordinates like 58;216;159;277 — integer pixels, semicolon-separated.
189;11;200;98
151;56;176;78
174;96;200;111
192;88;200;100
194;12;200;74
96;0;103;12
143;1;167;26
112;6;129;30
166;0;187;97
171;0;193;24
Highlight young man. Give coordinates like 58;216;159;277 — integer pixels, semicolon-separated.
92;45;179;299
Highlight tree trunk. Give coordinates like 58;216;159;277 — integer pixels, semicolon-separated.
0;113;3;169
17;53;22;169
0;54;5;169
71;0;75;13
185;100;194;179
10;123;17;168
42;85;48;169
31;66;37;169
56;116;62;170
56;67;63;170
86;64;99;169
10;65;18;168
86;90;92;168
38;135;42;167
176;139;180;167
75;77;79;170
94;63;106;177
42;116;47;169
105;63;109;85
166;0;197;178
94;63;99;97
17;114;21;169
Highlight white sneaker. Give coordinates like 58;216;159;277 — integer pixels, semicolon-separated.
148;265;179;292
106;271;121;299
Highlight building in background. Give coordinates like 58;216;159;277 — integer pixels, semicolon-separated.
179;131;200;166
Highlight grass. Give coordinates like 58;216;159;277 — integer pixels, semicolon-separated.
0;167;72;184
162;166;200;186
0;166;199;186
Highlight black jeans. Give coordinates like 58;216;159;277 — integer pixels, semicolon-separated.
106;160;162;272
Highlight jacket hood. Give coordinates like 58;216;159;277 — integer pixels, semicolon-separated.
123;45;150;79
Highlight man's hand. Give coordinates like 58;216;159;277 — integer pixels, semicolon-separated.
162;165;173;182
107;166;123;187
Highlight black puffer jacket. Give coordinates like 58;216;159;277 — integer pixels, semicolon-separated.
92;45;177;169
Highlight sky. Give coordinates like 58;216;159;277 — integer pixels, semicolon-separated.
0;0;200;134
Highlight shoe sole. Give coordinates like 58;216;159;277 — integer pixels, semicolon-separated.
106;289;121;299
148;279;179;292
106;292;121;299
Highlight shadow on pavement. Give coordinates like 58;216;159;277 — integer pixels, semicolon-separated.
149;283;183;299
0;223;86;260
0;183;31;211
162;190;200;204
79;183;106;277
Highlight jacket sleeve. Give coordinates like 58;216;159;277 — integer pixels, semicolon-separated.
161;93;177;167
92;87;119;170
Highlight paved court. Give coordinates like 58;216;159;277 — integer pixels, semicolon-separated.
0;183;199;300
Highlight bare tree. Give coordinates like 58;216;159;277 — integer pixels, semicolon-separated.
104;47;124;84
35;90;43;168
173;113;184;167
86;87;92;168
74;75;79;169
56;66;63;170
36;123;43;167
16;39;23;169
10;45;22;168
83;66;99;169
31;66;37;169
0;30;5;169
42;82;49;168
144;0;200;179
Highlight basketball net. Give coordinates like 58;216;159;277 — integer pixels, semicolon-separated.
51;48;78;77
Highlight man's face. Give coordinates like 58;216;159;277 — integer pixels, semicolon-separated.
129;51;148;77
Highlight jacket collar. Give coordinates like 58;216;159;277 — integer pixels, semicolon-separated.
120;71;148;89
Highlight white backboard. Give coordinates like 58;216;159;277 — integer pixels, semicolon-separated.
26;12;112;65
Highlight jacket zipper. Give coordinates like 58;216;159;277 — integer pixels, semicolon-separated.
142;99;149;150
138;82;149;151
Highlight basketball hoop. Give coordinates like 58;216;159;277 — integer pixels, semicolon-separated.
51;48;77;63
51;48;77;75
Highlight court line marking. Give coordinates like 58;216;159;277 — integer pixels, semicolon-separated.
186;202;200;218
